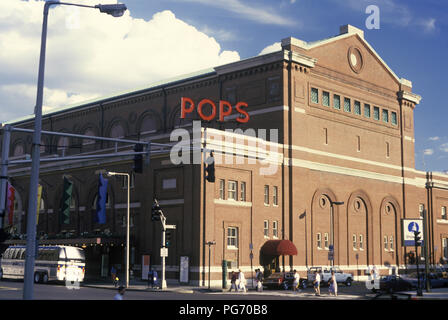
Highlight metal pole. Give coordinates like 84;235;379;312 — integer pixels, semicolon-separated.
23;2;52;300
330;203;334;268
161;226;167;289
208;243;211;290
126;173;130;288
423;209;431;292
0;125;11;229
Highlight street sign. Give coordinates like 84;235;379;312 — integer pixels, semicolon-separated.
249;243;253;251
329;244;334;252
402;219;424;246
249;252;254;260
160;247;168;257
328;252;334;261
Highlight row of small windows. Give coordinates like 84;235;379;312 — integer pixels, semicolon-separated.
219;180;246;201
384;235;395;251
311;87;398;126
264;185;279;206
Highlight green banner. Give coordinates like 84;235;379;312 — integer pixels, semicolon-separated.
60;177;73;224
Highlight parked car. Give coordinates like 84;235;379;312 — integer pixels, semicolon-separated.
401;272;448;289
375;275;413;293
263;272;305;290
306;266;353;287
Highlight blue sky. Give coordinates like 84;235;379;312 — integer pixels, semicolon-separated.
1;0;447;172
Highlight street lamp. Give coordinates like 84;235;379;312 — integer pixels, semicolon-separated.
329;200;344;267
24;1;127;300
205;241;216;290
107;171;131;289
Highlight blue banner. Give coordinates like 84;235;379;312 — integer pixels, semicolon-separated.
95;174;108;224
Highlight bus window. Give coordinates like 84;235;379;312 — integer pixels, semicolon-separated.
37;249;45;261
17;248;25;260
65;247;85;261
11;249;18;259
3;249;11;259
49;249;59;261
59;248;66;260
20;249;26;260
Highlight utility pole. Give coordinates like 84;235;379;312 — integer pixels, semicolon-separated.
205;241;216;290
0;125;11;229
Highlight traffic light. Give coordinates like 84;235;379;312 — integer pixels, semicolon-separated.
414;231;421;246
205;152;215;183
133;144;143;174
165;230;171;247
151;201;162;222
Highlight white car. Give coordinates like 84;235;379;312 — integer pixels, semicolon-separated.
307;267;353;287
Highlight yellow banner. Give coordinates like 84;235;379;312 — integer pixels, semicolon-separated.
36;184;42;225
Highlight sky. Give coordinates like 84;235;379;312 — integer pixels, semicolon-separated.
0;0;447;172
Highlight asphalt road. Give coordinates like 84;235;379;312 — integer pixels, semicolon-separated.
0;279;371;300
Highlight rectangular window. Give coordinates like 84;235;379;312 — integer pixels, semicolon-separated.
311;88;319;104
227;227;238;248
443;238;448;261
324;233;329;249
382;109;389;123
317;233;322;249
354;100;361;115
373;106;380;120
273;221;278;238
264;220;269;238
162;178;176;190
359;235;364;250
391;111;397;125
333;94;340;110
364;104;371;118
240;182;246;202
228;180;237;201
322;91;330;107
390;236;394;251
273;186;278;206
442;206;447;220
344;97;351;112
384;236;388;251
219;179;225;199
353;234;357;250
264;185;269;205
122;173;135;189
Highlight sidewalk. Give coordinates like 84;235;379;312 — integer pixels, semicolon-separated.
82;279;197;294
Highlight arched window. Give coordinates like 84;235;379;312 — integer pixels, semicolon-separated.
140;116;157;134
110;123;125;139
13;143;24;157
83;129;96;146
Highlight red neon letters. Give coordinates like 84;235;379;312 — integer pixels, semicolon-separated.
181;97;249;123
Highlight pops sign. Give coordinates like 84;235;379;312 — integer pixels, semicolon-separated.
181;97;250;123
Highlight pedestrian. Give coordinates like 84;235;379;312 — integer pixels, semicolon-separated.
256;269;264;292
111;265;117;287
238;269;247;292
114;286;126;300
293;269;301;294
229;271;237;292
148;267;154;288
153;269;158;288
328;271;338;296
313;270;321;296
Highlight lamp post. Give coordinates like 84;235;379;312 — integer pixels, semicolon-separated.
329;200;344;267
23;1;127;300
205;241;216;290
107;172;130;289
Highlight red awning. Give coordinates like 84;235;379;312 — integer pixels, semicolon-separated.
260;240;298;256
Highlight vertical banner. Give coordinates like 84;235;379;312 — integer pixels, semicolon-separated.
6;183;15;226
142;255;150;280
95;174;108;224
60;177;73;224
36;184;42;225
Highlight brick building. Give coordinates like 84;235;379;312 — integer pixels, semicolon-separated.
2;25;448;285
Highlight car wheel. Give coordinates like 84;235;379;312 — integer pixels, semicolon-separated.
34;272;41;283
345;278;352;287
42;273;49;284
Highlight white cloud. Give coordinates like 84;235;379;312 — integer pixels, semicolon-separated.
418;17;436;33
440;143;448;153
429;136;440;141
178;0;297;27
258;42;282;55
424;149;434;156
0;0;240;123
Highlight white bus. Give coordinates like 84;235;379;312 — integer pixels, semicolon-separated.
0;245;85;284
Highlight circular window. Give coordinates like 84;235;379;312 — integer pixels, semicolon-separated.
354;198;362;212
348;47;364;74
385;203;393;215
319;196;327;209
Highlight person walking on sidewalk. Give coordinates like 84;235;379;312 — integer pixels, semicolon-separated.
238;269;247;292
328;271;338;296
313;270;321;296
229;271;237;292
256;269;264;292
293;269;301;294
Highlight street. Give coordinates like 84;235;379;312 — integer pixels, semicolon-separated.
0;279;371;300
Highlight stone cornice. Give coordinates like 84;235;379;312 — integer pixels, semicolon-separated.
398;90;422;105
